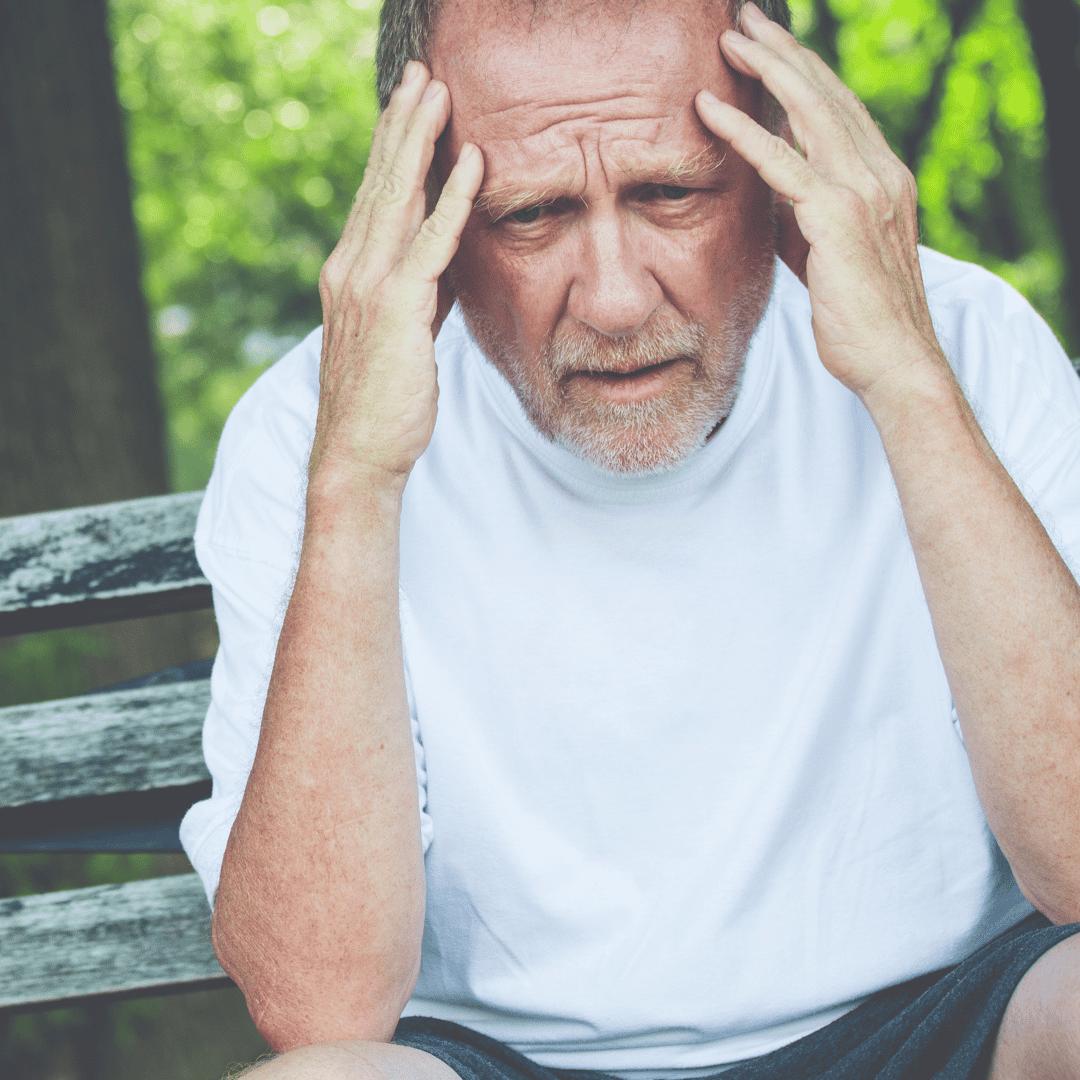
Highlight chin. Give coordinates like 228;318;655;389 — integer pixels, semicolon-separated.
549;381;741;476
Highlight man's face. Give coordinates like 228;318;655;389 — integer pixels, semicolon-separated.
430;0;777;474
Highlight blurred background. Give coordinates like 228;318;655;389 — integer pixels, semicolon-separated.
0;0;1077;1075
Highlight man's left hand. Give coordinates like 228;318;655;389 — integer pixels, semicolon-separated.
695;1;944;403
696;1;1080;928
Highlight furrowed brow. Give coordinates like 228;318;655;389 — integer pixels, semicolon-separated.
475;170;583;219
632;146;729;186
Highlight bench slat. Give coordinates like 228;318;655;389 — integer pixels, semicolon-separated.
0;491;210;636
0;680;211;809
0;873;229;1010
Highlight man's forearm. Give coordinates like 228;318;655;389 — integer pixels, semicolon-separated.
212;466;426;1051
863;351;1080;924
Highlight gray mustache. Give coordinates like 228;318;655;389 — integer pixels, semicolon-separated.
542;319;710;380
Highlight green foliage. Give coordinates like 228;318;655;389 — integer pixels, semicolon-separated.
110;0;381;491
791;0;1072;352
0;630;105;708
0;853;158;900
918;0;1064;329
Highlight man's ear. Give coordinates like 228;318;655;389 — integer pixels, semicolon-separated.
764;89;785;136
426;140;458;338
425;170;441;217
435;272;456;339
774;114;809;287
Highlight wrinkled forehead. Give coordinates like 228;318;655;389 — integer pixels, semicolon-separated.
428;0;741;166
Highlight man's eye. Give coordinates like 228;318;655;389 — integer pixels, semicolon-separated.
658;185;691;200
510;206;545;223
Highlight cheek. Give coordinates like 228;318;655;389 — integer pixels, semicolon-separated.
652;207;769;312
453;224;573;347
702;181;775;291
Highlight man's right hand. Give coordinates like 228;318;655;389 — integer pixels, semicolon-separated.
312;61;483;484
213;65;482;1053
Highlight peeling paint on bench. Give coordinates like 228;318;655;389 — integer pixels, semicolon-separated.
0;873;229;1011
0;492;211;635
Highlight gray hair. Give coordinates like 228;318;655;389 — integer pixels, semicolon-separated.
375;0;793;109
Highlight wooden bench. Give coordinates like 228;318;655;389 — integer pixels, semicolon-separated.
0;491;232;1013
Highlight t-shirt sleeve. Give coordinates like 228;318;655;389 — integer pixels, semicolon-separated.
924;251;1080;580
179;330;433;908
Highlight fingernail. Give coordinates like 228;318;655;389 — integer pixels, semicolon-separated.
421;79;443;103
698;89;720;108
402;61;421;87
724;28;749;42
742;1;766;20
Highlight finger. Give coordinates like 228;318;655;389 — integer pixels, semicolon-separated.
336;76;452;280
365;62;425;186
773;116;809;285
375;80;451;230
405;143;485;288
347;63;427;216
724;18;916;212
339;63;436;251
719;30;862;170
738;3;878;145
696;89;820;206
727;11;892;172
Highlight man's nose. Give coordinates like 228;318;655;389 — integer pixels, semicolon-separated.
567;213;662;337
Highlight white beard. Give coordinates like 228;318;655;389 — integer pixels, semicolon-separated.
454;259;776;476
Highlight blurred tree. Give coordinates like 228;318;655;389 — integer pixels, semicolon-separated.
1017;0;1080;345
0;0;166;516
0;1;217;1076
0;0;215;695
899;0;985;169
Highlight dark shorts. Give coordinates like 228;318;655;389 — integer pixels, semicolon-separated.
392;913;1080;1080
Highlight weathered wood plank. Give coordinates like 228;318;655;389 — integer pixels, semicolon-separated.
0;873;229;1010
0;491;211;635
0;680;211;809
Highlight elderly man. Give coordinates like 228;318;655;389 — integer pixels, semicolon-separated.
180;0;1080;1077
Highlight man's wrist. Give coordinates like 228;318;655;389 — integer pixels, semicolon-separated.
306;454;409;533
855;345;966;445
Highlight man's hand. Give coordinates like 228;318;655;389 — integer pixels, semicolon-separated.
312;61;483;484
695;1;943;404
213;65;483;1052
696;3;1080;926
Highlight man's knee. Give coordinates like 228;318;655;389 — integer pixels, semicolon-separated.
228;1040;462;1080
988;931;1080;1080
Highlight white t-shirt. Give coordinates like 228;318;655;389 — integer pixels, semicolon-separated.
181;251;1080;1075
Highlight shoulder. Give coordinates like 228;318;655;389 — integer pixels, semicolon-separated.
196;327;321;565
918;247;1080;456
919;246;1074;384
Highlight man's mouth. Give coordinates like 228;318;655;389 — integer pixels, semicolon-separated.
569;357;684;403
580;358;681;380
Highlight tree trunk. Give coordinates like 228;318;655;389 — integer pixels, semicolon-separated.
0;0;216;691
1019;0;1080;352
0;0;167;513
